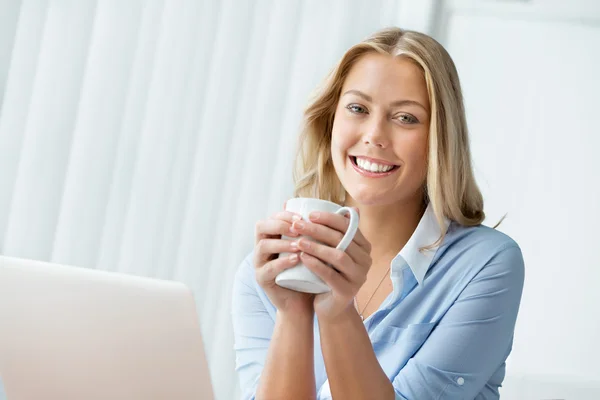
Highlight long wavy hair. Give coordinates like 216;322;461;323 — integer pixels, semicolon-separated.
293;27;487;246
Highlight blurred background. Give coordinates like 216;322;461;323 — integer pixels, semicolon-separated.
0;0;599;399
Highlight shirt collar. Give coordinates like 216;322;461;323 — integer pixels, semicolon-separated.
392;202;450;285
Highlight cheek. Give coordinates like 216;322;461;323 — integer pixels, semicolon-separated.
331;117;358;154
396;133;428;172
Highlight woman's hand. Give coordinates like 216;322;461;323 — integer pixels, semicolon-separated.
290;209;372;322
253;202;315;315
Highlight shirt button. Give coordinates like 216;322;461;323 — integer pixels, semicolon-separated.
457;377;465;386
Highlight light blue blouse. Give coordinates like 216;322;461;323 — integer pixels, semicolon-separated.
232;204;525;399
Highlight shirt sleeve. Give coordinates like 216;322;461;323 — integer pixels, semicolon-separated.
231;252;275;400
392;243;525;400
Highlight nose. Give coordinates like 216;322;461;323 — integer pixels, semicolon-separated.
362;117;389;149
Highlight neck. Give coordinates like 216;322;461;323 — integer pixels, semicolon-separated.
345;195;426;265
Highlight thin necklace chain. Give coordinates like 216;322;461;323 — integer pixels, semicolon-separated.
354;265;391;321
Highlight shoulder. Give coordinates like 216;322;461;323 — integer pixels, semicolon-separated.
439;222;524;281
445;222;521;256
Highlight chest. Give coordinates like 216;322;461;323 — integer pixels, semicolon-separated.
354;263;394;320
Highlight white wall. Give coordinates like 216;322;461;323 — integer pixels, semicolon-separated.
437;0;600;397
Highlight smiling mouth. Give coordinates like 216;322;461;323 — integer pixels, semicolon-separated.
349;156;400;174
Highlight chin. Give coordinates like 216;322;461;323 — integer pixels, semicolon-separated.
345;181;423;208
345;187;398;207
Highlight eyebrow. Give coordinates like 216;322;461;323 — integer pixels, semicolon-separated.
343;89;428;111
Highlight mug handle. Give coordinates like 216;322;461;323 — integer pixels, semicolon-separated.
334;207;359;251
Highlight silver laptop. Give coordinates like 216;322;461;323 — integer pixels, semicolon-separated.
0;256;214;400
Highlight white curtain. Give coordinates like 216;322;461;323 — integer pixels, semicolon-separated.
0;0;435;398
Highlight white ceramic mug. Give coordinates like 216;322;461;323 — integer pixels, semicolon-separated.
275;197;359;294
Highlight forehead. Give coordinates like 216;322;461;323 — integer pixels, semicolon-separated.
341;52;429;108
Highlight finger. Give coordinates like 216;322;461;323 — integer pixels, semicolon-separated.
296;239;364;284
268;209;303;222
290;220;370;266
255;218;299;244
306;210;371;252
255;238;300;263
299;252;351;296
256;253;300;284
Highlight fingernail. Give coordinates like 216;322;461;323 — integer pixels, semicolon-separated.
290;241;299;249
292;215;302;222
293;221;305;229
309;212;319;221
289;254;298;262
299;239;310;249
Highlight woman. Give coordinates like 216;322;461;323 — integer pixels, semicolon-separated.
232;27;524;400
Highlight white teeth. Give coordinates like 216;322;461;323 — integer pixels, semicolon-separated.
355;157;394;173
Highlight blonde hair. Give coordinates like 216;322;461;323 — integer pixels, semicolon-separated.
293;27;486;245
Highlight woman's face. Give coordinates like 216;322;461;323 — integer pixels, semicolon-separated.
331;52;431;207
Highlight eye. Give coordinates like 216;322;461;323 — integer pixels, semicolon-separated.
346;104;368;114
396;113;419;124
